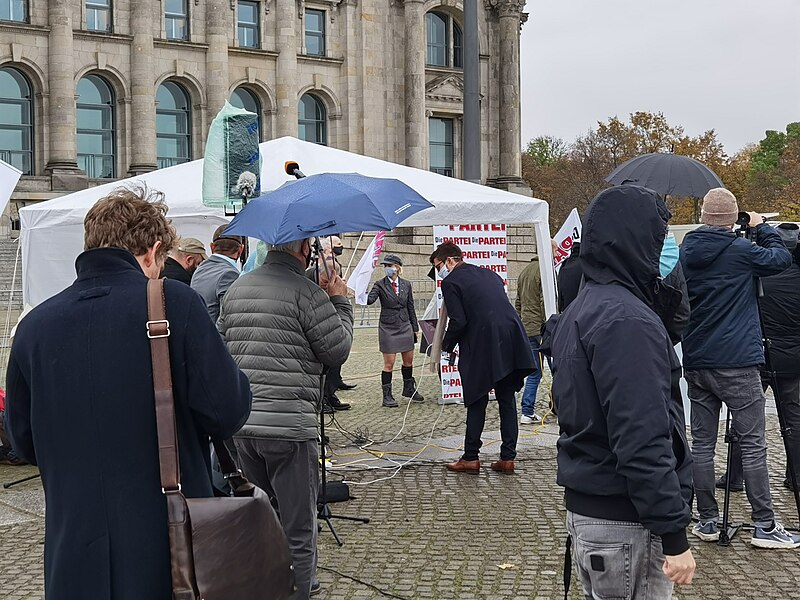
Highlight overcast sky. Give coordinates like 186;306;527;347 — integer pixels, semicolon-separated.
520;0;800;155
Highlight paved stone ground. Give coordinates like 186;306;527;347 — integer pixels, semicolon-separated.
2;329;800;598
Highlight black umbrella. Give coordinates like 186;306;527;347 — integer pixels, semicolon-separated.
605;153;724;198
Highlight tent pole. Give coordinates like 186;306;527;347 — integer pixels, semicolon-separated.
343;231;365;280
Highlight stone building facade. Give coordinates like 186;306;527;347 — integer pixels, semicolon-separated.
0;0;530;236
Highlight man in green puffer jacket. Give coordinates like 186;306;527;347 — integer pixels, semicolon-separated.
219;238;354;600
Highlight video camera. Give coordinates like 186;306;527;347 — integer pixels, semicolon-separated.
735;211;764;243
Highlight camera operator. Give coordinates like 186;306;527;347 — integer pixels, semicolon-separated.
680;188;796;548
719;224;800;493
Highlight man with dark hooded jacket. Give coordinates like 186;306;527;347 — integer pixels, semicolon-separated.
549;185;695;597
680;188;797;548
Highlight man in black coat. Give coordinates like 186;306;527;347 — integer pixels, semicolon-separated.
160;236;207;284
549;186;695;596
430;242;534;474
5;186;252;600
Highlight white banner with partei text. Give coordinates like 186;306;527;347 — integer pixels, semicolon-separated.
433;225;508;404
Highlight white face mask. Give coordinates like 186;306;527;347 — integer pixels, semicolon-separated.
384;267;398;278
438;264;449;279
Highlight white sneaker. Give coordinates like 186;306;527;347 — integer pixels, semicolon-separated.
520;414;541;425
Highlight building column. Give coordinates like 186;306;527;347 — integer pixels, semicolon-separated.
45;0;85;189
487;0;530;194
275;0;298;137
206;0;231;119
403;0;426;169
129;0;157;175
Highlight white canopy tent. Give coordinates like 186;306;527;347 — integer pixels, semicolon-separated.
21;136;555;313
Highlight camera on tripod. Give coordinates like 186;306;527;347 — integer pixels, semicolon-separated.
735;211;761;242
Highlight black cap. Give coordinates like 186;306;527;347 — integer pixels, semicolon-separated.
381;254;403;266
777;223;799;252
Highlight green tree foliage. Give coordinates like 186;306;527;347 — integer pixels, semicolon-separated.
522;113;800;225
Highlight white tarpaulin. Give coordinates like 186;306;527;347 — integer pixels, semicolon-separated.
21;136;555;312
0;158;22;217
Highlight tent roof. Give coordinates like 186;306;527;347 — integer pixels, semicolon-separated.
20;137;554;312
20;136;548;229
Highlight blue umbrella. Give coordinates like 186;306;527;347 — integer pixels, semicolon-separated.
223;172;434;244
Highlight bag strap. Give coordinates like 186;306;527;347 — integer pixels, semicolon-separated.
147;278;181;492
147;279;251;497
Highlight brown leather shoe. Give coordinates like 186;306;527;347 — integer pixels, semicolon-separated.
446;458;480;473
490;460;515;474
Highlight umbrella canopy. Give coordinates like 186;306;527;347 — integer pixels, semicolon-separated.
605;153;724;198
223;172;434;244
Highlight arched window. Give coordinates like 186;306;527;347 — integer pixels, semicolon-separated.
77;75;116;178
426;11;462;69
230;87;262;140
0;67;34;175
298;94;326;146
156;81;192;168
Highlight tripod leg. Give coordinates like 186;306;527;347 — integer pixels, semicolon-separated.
328;513;371;524
719;410;738;546
2;472;40;489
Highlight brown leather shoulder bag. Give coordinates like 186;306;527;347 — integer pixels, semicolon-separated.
146;278;295;600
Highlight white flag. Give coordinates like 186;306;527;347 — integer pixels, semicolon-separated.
553;208;582;270
347;232;385;305
0;158;22;216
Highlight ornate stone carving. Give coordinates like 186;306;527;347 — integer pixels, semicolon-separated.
484;0;525;18
426;73;464;103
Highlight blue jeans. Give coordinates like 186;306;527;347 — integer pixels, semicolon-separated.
686;367;774;528
521;336;542;417
567;511;673;600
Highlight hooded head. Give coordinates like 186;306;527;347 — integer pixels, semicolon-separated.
581;185;669;307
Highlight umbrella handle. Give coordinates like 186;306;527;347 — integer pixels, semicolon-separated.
298;221;336;233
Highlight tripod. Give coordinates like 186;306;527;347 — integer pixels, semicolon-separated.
316;371;370;547
309;238;370;546
718;411;742;546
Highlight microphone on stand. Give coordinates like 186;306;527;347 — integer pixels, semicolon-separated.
285;161;306;179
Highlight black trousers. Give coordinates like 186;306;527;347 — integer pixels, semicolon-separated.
463;376;519;461
324;364;343;400
727;373;800;485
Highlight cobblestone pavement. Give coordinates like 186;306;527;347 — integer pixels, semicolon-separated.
2;329;800;598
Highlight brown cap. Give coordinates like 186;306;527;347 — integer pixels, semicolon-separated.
212;224;246;246
176;237;208;260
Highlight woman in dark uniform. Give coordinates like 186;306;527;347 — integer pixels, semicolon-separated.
367;254;424;407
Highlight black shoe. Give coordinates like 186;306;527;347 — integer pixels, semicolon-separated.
338;382;357;391
716;475;744;492
328;394;351;411
322;402;335;415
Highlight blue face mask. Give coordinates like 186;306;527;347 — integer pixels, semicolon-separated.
384;267;397;278
659;232;679;278
438;264;449;279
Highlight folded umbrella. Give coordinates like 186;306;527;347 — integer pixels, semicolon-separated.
223;172;434;244
605;153;724;198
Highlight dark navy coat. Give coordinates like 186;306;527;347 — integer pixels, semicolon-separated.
549;186;692;556
680;224;791;370
441;262;534;405
5;248;251;600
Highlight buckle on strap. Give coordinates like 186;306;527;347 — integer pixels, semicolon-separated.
161;484;182;494
146;319;170;339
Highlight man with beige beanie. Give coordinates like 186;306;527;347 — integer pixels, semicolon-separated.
680;187;796;548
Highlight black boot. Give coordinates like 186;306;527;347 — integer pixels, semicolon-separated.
382;383;398;408
328;393;351;411
402;378;424;402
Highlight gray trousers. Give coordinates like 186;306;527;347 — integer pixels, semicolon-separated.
567;511;673;599
686;367;774;528
235;438;319;600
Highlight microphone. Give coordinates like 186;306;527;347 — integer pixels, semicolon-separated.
285;161;306;179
